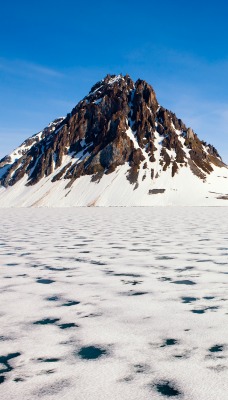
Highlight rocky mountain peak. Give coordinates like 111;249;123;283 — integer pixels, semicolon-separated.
0;74;226;193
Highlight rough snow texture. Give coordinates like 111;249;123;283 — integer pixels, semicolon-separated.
0;208;228;400
0;74;227;207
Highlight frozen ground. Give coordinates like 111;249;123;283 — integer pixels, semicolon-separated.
0;207;227;400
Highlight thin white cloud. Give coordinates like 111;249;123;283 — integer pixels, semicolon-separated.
0;58;64;79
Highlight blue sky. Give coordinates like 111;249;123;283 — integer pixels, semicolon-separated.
1;0;228;162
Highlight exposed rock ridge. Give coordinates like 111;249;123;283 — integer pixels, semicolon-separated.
0;74;226;189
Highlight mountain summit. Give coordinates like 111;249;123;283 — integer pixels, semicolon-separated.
0;74;227;206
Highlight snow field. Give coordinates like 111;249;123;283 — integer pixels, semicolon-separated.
0;207;227;399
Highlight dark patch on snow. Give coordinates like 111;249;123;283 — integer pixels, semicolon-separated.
175;266;194;272
207;306;219;311
82;313;102;318
33;318;60;325
114;272;142;278
14;377;24;382
59;322;79;329
62;300;80;307
38;358;60;363
45;266;70;271
130;248;151;252
90;260;107;266
173;280;196;285
36;278;55;284
192;306;219;314
134;364;149;373
161;339;178;347
149;189;166;194
0;352;21;375
181;297;198;303
174;354;185;359
121;279;142;286
6;263;19;266
46;296;60;302
0;336;11;342
40;368;56;375
155;380;181;397
77;346;107;360
191;309;205;314
209;345;224;353
127;291;148;296
74;258;87;263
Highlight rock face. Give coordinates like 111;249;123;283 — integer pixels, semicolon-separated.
0;74;227;207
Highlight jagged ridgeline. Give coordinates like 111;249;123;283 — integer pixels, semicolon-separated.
0;74;225;190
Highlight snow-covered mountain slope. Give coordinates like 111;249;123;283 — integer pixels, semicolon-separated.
0;74;227;207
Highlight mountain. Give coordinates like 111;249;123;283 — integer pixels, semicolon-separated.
0;74;227;207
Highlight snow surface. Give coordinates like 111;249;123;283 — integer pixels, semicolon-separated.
0;207;227;399
87;75;124;99
106;74;124;85
0;160;227;207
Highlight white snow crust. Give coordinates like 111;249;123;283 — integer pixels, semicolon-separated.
0;159;227;207
0;207;227;399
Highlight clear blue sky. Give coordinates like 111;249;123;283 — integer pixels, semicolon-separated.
1;0;228;162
